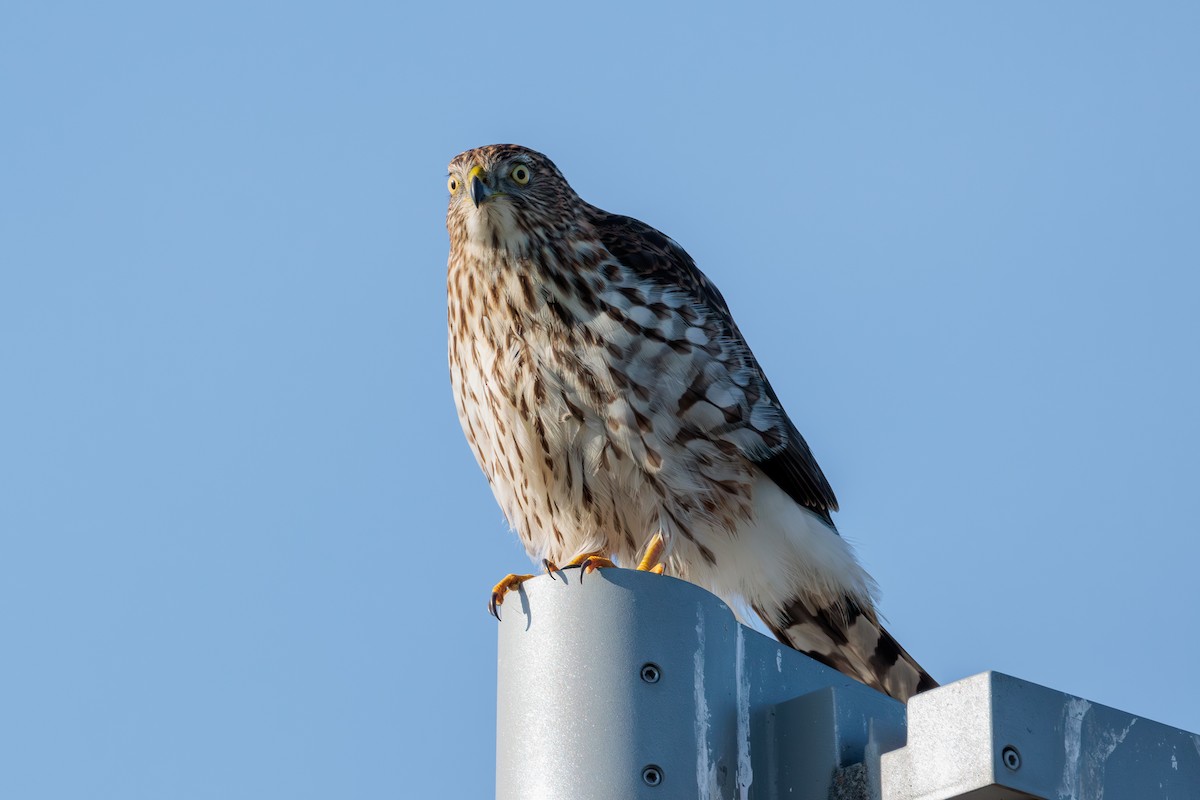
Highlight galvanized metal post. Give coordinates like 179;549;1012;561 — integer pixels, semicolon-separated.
496;568;1200;800
495;568;904;800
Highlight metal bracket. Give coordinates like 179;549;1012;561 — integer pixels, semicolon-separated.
880;671;1200;799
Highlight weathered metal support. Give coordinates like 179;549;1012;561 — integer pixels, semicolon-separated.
880;671;1200;800
495;568;1199;800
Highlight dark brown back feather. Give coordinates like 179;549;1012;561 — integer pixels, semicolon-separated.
590;209;839;526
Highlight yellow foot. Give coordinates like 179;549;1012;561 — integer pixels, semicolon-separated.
636;532;667;574
488;573;534;620
563;551;604;568
577;554;617;577
556;550;616;580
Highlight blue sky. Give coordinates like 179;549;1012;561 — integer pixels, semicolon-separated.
2;2;1198;797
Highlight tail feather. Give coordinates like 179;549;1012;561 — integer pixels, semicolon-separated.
756;594;938;703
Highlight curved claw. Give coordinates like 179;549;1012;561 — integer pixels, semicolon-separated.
563;550;603;582
542;558;559;581
577;555;616;581
488;573;534;621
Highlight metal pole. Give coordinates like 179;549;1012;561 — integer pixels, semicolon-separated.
495;568;903;799
496;568;1200;799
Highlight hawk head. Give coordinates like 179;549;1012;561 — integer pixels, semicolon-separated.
445;144;581;254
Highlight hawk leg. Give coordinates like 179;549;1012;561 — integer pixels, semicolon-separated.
636;532;667;574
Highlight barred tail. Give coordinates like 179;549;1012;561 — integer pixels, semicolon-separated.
755;594;938;703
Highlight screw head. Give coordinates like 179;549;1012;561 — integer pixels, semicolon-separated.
641;765;663;786
1001;745;1021;770
640;663;661;684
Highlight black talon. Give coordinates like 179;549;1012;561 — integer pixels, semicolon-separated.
489;594;501;621
543;558;556;581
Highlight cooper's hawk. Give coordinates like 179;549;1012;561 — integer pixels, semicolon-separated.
446;144;936;702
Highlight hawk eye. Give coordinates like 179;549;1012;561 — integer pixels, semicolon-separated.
511;165;531;185
447;176;459;194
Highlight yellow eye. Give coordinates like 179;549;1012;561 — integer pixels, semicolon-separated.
447;176;459;194
511;164;531;185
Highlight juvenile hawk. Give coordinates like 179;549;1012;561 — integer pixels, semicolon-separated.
445;144;936;702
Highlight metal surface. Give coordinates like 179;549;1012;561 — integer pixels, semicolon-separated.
495;568;900;800
768;685;905;799
880;671;1200;800
497;568;1200;799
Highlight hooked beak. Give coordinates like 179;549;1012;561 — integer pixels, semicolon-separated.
469;165;491;208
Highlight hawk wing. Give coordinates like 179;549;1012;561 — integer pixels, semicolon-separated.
590;210;839;527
